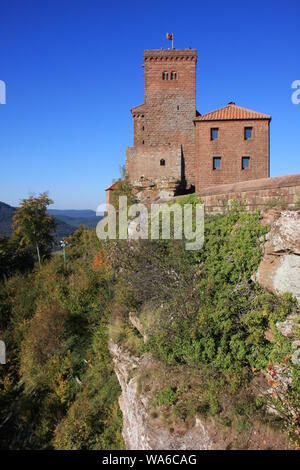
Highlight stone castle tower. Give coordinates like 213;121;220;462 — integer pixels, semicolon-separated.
121;47;271;203
126;48;197;200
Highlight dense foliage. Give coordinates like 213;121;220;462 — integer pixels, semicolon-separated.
12;193;56;266
108;198;300;447
0;227;124;449
0;191;299;449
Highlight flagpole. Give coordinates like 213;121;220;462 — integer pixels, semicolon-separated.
172;35;174;49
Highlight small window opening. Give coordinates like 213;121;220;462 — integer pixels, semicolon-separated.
213;157;221;170
162;72;169;80
211;128;219;140
244;127;252;140
242;156;250;170
160;159;165;166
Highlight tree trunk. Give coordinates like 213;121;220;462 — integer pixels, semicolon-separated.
36;241;41;267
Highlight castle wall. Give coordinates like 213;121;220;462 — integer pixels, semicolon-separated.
128;50;197;188
126;143;182;183
133;114;145;146
195;119;270;192
125;48;272;198
197;173;300;214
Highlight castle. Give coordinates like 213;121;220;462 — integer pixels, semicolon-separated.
115;48;271;203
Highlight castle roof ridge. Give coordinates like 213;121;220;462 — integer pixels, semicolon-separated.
194;103;271;122
131;103;145;115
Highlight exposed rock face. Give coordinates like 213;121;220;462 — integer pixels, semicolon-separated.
132;177;180;204
276;314;300;338
254;211;300;302
128;312;148;343
109;340;213;450
109;340;290;450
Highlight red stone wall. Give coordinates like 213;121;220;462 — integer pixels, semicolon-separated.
129;49;197;188
126;144;182;182
197;173;300;214
133;114;145;147
195;119;270;192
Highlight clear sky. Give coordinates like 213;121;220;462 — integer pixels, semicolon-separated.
0;0;299;209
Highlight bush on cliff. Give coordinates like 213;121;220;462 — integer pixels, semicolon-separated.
109;201;299;446
0;227;123;450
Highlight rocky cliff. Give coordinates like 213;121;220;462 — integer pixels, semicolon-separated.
109;340;213;450
109;209;299;450
254;210;300;303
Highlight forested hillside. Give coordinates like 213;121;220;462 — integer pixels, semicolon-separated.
0;202;100;242
0;193;299;449
0;227;124;449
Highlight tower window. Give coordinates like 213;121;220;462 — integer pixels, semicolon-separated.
211;128;219;140
162;72;169;80
213;157;221;170
242;156;250;170
170;71;177;80
160;159;166;166
244;127;252;140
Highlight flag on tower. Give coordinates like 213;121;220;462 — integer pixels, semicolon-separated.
166;32;174;49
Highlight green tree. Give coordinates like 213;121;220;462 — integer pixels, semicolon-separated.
12;193;56;267
0;235;34;278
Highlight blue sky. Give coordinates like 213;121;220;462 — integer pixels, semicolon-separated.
0;0;299;209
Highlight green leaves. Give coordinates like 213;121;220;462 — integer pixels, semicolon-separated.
12;192;56;266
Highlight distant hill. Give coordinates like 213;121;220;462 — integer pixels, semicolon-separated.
0;201;16;237
0;202;102;243
48;209;97;218
48;209;100;229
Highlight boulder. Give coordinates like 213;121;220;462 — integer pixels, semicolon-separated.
254;211;300;302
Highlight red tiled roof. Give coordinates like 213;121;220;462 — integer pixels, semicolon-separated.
131;103;145;115
194;102;271;122
105;181;119;191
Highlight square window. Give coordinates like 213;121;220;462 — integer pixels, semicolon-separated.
242;156;250;170
160;159;165;166
213;157;221;170
244;127;252;140
162;72;169;80
211;128;219;140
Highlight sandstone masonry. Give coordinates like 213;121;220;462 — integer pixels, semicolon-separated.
122;47;272;201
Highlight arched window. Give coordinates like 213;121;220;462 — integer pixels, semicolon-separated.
160;159;165;166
